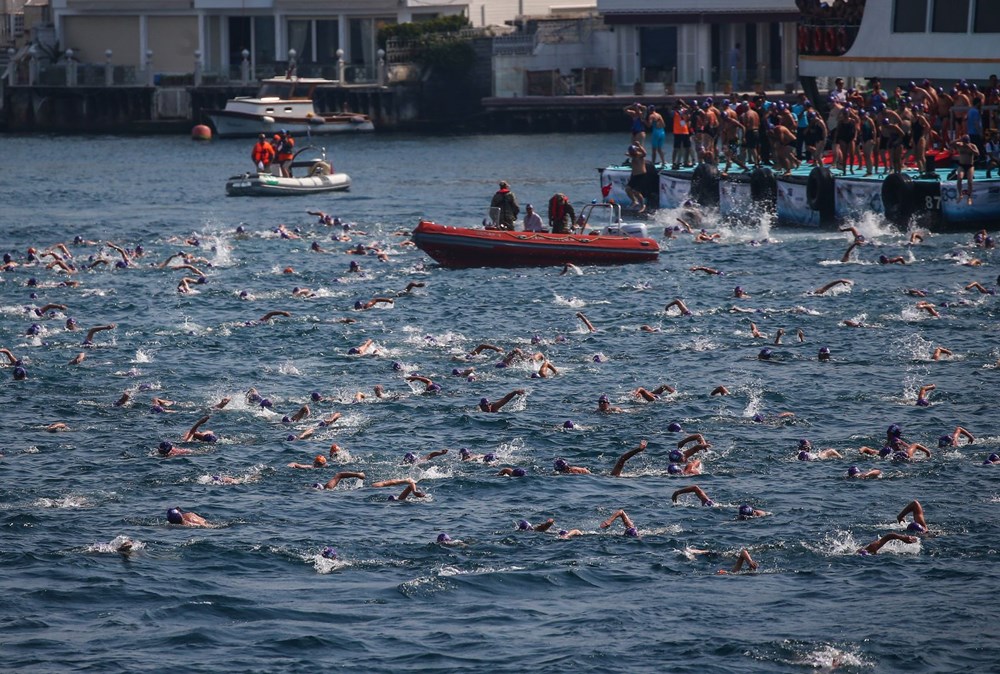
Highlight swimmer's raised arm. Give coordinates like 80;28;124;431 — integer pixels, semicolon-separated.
672;485;712;505
83;324;115;344
469;343;503;356
0;348;19;364
678;433;708;448
182;415;212;442
610;439;647;476
859;532;917;555
260;310;292;322
323;471;366;490
576;312;596;332
813;279;853;295
599;509;636;531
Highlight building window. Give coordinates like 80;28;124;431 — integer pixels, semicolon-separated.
932;0;969;32
229;16;275;67
974;0;1000;33
316;20;340;63
893;0;927;32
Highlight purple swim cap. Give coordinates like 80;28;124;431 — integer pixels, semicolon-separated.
312;482;325;489
668;464;682;475
739;504;754;517
452;368;461;376
563;420;574;429
798;451;812;461
460;448;471;457
593;355;604;363
847;466;861;477
554;458;569;471
286;434;296;442
13;366;27;380
598;394;610;404
479;397;490;408
321;546;338;559
758;348;772;360
798;439;812;449
281;415;291;424
667;422;683;432
511;467;527;477
437;533;451;543
354;301;363;310
907;522;926;533
166;508;184;524
158;441;173;455
427;383;442;392
887;424;902;437
27;323;41;335
752;414;764;423
558;530;569;537
483;453;496;463
625;526;639;538
311;391;322;402
260;398;273;408
987;453;1000;463
938;434;953;448
518;519;531;530
668;450;683;463
403;452;417;464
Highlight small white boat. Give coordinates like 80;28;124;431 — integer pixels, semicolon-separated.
225;146;351;197
206;76;374;138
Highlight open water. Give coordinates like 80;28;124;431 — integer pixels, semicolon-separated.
1;132;998;673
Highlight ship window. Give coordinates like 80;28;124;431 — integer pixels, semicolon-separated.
932;0;969;32
893;0;928;33
975;0;1000;32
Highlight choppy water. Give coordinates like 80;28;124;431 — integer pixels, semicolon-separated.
1;132;998;673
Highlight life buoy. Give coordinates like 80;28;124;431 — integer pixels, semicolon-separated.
798;26;810;53
835;28;848;55
690;162;720;208
749;167;777;207
806;166;835;220
881;173;914;226
824;28;836;55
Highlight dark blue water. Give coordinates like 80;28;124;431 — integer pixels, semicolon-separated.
1;132;998;673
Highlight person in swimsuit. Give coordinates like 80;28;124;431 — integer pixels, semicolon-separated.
647;105;667;165
953;135;979;205
624;102;647;147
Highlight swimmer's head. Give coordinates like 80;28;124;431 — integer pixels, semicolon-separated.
314;455;327;467
166;508;184;524
517;519;531;530
798;439;812;450
511;468;527;477
563;420;574;429
668;450;684;463
321;546;338;559
598;395;610;406
202;432;218;443
847;466;861;477
667;463;683;475
236;225;246;234
26;323;41;335
286;434;296;442
553;458;569;472
483;453;497;463
282;415;291;423
354;301;364;310
938;434;954;448
667;422;683;432
887;424;902;438
427;383;441;393
479;397;490;411
907;522;926;533
12;366;27;380
66;317;77;328
260;398;273;408
392;361;403;371
158;441;173;456
797;451;812;461
437;533;451;543
592;354;604;363
818;346;831;361
311;391;322;402
312;482;325;490
531;334;542;344
758;348;772;360
739;504;754;518
460;447;471;458
987;453;1000;463
878;254;888;264
403;452;417;464
752;413;764;423
625;526;639;538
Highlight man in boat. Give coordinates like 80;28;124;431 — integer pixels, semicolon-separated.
547;193;575;233
276;129;295;178
251;133;275;174
522;203;545;232
489;180;520;230
953;134;979;205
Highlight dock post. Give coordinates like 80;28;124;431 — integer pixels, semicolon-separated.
105;49;113;86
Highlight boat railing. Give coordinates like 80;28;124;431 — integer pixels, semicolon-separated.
579;202;622;233
797;21;861;57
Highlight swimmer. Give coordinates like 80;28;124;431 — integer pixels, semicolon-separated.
796;439;843;460
558;528;585;539
82;323;115;346
157;440;192;458
939;426;975;448
846;465;882;479
317;471;366;490
906;289;928;297
736;504;771;520
553;458;591;475
690;265;722;275
857;533;918;555
307;209;335;225
459;447;483;462
710;386;729;395
288;455;328;469
599;509;640;537
317;411;342;427
610;439;648;476
166;507;209;527
403;449;449;464
259;310;292;322
468;343;503;357
896;500;929;533
405;374;441;392
634;384;675;401
45;422;70;432
596;394;623;413
964;281;994;295
812;279;852;295
749;322;764;338
348;339;377;356
497;467;528;477
878;254;906;265
575;311;596;332
68;352;86;365
560;263;582;276
931;347;953;360
915;383;935;406
398;281;426;295
517;518;556;532
371;478;426;501
354;297;394;311
733;286;750;299
213;397;231;409
664;299;693;316
915;301;940;317
773;328;785;345
716;548;758;574
672;485;714;506
534;359;559;378
478;389;525;412
181;415;218;443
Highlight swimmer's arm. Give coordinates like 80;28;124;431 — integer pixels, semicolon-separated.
424;449;448;460
0;348;19;364
260;310;292;322
678;434;707;448
534;518;556;532
405;375;433;386
469;343;503;355
575;312;596;332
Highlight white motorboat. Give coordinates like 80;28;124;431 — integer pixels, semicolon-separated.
206;77;374;138
225;146;351;197
798;2;1000;80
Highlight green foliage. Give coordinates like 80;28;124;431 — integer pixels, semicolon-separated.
421;39;476;75
377;15;470;47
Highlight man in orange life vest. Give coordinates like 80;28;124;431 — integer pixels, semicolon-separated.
548;193;576;233
276;129;295;177
489;180;520;230
251;133;275;174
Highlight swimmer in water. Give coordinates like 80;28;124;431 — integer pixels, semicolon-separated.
497;467;528;477
634;384;675;401
915;383;935;406
371;478;426;501
736;504;771;520
288;455;328;469
575;311;596;332
166;507;210;527
664;299;693;316
749;322;764;338
82;323;116;346
316;471;366;490
479;389;525;412
715;548;759;574
690;265;722;275
560;263;582;276
931;347;953;360
405;374;441;392
896;500;929;533
938;426;975;448
812;279;853;295
846;465;882;479
796;439;843;460
258;310;292;323
857;533;918;555
594;394;623;413
181;415;218;443
672;485;714;506
348;339;377;356
403;449;449;464
915;301;940;317
599;509;640;537
353;297;394;311
157;441;192;458
878;254;906;265
517;518;556;532
553;458;591;475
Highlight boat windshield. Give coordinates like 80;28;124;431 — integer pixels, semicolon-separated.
579;203;622;231
257;82;314;99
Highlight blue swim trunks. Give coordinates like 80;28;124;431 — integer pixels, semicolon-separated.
651;127;666;149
